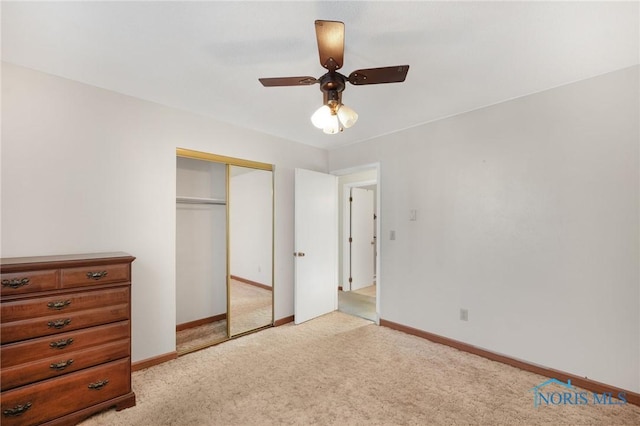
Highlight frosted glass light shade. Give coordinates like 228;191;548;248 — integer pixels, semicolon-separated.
311;105;333;129
323;114;341;134
337;104;358;128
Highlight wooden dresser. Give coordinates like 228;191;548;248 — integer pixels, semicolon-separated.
0;252;136;425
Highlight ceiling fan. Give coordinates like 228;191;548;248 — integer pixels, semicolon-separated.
258;20;410;134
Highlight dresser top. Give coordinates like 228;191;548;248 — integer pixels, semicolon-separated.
1;252;135;270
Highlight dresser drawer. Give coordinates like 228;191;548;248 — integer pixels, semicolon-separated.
1;358;131;426
1;321;129;368
61;263;130;288
1;270;59;296
1;287;129;323
1;304;129;344
2;339;130;391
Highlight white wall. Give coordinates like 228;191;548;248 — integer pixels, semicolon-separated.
229;168;273;286
329;66;640;393
1;63;328;362
176;158;227;324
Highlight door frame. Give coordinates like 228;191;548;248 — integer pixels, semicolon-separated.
331;163;381;324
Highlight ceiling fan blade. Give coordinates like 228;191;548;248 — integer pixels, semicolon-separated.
315;20;344;71
348;65;410;85
258;76;318;87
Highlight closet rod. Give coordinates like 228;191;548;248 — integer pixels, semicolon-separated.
176;196;226;205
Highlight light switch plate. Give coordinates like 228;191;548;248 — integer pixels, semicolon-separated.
460;309;469;321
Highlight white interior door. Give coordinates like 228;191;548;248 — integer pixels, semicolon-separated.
294;168;338;324
350;187;374;291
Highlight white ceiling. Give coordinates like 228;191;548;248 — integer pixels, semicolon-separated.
2;1;638;150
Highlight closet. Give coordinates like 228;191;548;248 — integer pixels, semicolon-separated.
175;149;274;354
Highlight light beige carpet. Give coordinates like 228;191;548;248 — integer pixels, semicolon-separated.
82;312;640;425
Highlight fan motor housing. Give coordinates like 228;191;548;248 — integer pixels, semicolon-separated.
319;72;347;94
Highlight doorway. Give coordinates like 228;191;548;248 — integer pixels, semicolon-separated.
336;167;378;322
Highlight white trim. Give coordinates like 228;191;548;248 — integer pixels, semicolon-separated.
343;179;377;188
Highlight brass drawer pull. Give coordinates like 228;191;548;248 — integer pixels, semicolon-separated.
47;318;71;329
86;271;108;280
50;338;74;349
88;379;109;390
3;402;32;417
1;278;30;289
47;300;71;310
50;359;74;371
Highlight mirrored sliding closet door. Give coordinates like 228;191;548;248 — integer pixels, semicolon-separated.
175;149;274;355
228;166;274;336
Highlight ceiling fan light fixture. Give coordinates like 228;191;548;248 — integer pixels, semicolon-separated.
262;21;409;136
337;104;358;128
311;102;356;134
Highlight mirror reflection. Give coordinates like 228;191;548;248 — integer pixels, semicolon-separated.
229;166;273;336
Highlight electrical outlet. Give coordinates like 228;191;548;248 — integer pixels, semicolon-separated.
460;309;469;321
410;209;417;221
390;230;396;240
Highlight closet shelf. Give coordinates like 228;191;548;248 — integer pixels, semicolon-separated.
176;196;226;205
